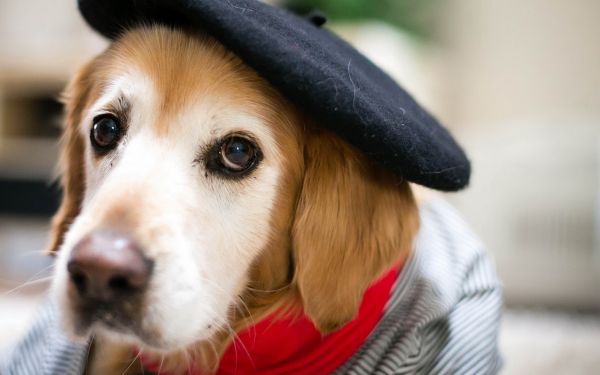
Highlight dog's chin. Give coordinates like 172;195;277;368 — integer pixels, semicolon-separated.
63;314;172;351
58;308;150;347
95;323;219;355
94;324;166;350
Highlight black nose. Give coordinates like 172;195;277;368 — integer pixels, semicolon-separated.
67;231;153;302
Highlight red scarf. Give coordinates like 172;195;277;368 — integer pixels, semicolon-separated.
141;264;400;374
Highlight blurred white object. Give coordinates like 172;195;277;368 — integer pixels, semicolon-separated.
501;310;600;375
441;0;600;308
596;137;600;265
451;113;600;309
0;217;52;282
0;0;106;84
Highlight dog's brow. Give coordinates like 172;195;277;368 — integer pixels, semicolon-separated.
98;95;131;125
101;95;129;115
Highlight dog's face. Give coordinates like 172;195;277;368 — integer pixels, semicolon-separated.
49;26;418;358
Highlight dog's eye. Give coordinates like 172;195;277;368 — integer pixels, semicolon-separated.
219;137;257;172
91;115;121;151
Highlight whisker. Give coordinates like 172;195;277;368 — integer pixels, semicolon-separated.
1;275;54;297
122;348;142;375
0;262;55;284
214;311;254;368
16;249;54;258
84;333;96;371
199;301;254;370
234;297;257;345
194;276;256;327
157;354;165;375
236;296;254;322
196;275;263;356
182;348;193;375
139;350;146;374
246;284;291;294
205;337;220;373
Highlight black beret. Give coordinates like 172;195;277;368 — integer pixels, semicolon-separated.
77;0;470;191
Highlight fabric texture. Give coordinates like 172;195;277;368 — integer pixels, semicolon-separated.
0;298;89;375
0;198;502;374
76;0;471;191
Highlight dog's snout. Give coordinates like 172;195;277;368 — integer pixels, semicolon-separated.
67;231;153;301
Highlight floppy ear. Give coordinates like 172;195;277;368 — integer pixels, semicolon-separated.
292;128;419;333
46;62;95;255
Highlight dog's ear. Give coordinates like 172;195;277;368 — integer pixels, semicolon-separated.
292;128;419;333
46;62;96;255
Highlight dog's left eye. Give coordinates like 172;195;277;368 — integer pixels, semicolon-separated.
205;136;261;177
220;137;258;172
90;114;121;152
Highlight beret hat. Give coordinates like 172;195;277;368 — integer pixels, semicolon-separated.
78;0;470;191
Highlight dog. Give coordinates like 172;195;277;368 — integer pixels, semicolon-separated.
48;25;421;374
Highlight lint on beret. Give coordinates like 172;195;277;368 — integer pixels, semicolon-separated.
77;0;470;191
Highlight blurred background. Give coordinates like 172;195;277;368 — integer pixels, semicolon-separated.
0;0;599;373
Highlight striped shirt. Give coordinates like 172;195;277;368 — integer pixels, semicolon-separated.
0;198;503;374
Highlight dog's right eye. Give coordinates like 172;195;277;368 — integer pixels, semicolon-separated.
91;115;121;152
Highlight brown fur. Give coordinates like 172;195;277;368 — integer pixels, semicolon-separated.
47;61;97;255
48;26;419;374
291;128;418;333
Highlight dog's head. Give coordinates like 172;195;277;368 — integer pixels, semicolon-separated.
49;25;418;359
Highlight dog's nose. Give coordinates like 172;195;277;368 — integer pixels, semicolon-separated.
67;231;153;301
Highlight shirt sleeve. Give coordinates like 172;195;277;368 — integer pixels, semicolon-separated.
422;240;503;374
334;198;503;375
0;299;90;375
417;199;503;375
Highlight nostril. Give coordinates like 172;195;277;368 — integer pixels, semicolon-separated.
69;270;87;293
108;275;133;292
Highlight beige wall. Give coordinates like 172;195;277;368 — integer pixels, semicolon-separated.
438;0;600;308
0;0;106;85
441;0;600;128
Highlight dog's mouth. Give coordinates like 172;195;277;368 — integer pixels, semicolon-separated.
68;294;163;346
72;299;138;332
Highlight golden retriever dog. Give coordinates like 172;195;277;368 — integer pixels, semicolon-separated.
48;25;419;374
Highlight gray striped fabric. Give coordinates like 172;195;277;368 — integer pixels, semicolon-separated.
335;199;503;374
0;299;89;375
0;198;502;374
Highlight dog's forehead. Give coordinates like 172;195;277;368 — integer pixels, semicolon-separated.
90;28;269;134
